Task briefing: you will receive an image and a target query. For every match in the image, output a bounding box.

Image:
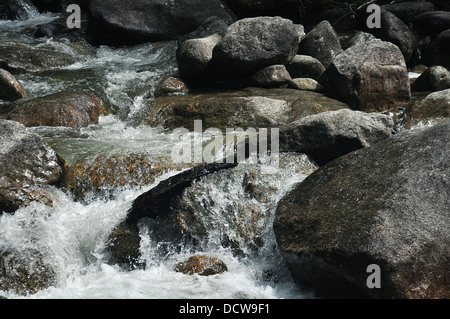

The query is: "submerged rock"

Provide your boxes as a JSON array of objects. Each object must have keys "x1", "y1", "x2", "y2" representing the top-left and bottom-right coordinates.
[
  {"x1": 172, "y1": 153, "x2": 318, "y2": 253},
  {"x1": 320, "y1": 39, "x2": 411, "y2": 112},
  {"x1": 0, "y1": 42, "x2": 81, "y2": 74},
  {"x1": 175, "y1": 255, "x2": 227, "y2": 276},
  {"x1": 0, "y1": 120, "x2": 66, "y2": 213},
  {"x1": 0, "y1": 68, "x2": 26, "y2": 102},
  {"x1": 0, "y1": 91, "x2": 108, "y2": 129},
  {"x1": 106, "y1": 221, "x2": 143, "y2": 270},
  {"x1": 0, "y1": 248, "x2": 56, "y2": 295},
  {"x1": 274, "y1": 119, "x2": 450, "y2": 298}
]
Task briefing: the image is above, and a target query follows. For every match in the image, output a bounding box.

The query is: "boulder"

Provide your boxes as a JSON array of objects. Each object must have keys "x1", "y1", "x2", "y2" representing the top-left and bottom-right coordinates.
[
  {"x1": 411, "y1": 65, "x2": 450, "y2": 92},
  {"x1": 154, "y1": 77, "x2": 189, "y2": 98},
  {"x1": 382, "y1": 1, "x2": 435, "y2": 25},
  {"x1": 176, "y1": 34, "x2": 222, "y2": 82},
  {"x1": 274, "y1": 119, "x2": 450, "y2": 298},
  {"x1": 0, "y1": 120, "x2": 66, "y2": 213},
  {"x1": 177, "y1": 16, "x2": 229, "y2": 45},
  {"x1": 422, "y1": 30, "x2": 450, "y2": 68},
  {"x1": 87, "y1": 0, "x2": 236, "y2": 46},
  {"x1": 212, "y1": 16, "x2": 299, "y2": 77},
  {"x1": 250, "y1": 64, "x2": 292, "y2": 88},
  {"x1": 404, "y1": 89, "x2": 450, "y2": 128},
  {"x1": 175, "y1": 255, "x2": 227, "y2": 276},
  {"x1": 0, "y1": 69, "x2": 26, "y2": 102},
  {"x1": 279, "y1": 109, "x2": 394, "y2": 165},
  {"x1": 437, "y1": 76, "x2": 450, "y2": 91},
  {"x1": 356, "y1": 9, "x2": 418, "y2": 63},
  {"x1": 62, "y1": 153, "x2": 195, "y2": 200},
  {"x1": 288, "y1": 78, "x2": 324, "y2": 92},
  {"x1": 147, "y1": 87, "x2": 349, "y2": 131},
  {"x1": 0, "y1": 91, "x2": 108, "y2": 129},
  {"x1": 413, "y1": 11, "x2": 450, "y2": 37},
  {"x1": 106, "y1": 221, "x2": 143, "y2": 270},
  {"x1": 286, "y1": 55, "x2": 325, "y2": 81},
  {"x1": 0, "y1": 42, "x2": 84, "y2": 74},
  {"x1": 0, "y1": 248, "x2": 56, "y2": 295},
  {"x1": 297, "y1": 20, "x2": 341, "y2": 69},
  {"x1": 319, "y1": 39, "x2": 411, "y2": 112}
]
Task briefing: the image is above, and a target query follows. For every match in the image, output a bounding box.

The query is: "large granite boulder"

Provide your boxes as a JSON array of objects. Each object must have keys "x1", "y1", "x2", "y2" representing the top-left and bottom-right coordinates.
[
  {"x1": 274, "y1": 120, "x2": 450, "y2": 298},
  {"x1": 212, "y1": 16, "x2": 299, "y2": 78},
  {"x1": 319, "y1": 39, "x2": 411, "y2": 112}
]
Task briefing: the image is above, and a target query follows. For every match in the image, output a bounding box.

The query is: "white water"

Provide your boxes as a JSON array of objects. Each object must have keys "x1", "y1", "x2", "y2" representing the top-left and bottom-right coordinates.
[
  {"x1": 0, "y1": 13, "x2": 315, "y2": 299},
  {"x1": 0, "y1": 158, "x2": 315, "y2": 299}
]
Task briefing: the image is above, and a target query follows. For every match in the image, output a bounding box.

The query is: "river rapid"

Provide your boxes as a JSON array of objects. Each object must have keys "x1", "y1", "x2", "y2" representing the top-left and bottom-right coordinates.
[{"x1": 0, "y1": 10, "x2": 314, "y2": 299}]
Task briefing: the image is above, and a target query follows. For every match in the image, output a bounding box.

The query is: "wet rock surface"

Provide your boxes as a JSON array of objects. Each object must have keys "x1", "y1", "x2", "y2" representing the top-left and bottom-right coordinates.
[
  {"x1": 0, "y1": 120, "x2": 66, "y2": 213},
  {"x1": 0, "y1": 68, "x2": 26, "y2": 102},
  {"x1": 175, "y1": 255, "x2": 228, "y2": 276},
  {"x1": 148, "y1": 87, "x2": 349, "y2": 131},
  {"x1": 0, "y1": 91, "x2": 108, "y2": 128},
  {"x1": 274, "y1": 120, "x2": 450, "y2": 298}
]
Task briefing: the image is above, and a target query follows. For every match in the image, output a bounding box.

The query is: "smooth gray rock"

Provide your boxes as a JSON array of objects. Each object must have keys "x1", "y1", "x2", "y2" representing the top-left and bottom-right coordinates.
[
  {"x1": 250, "y1": 64, "x2": 292, "y2": 88},
  {"x1": 212, "y1": 16, "x2": 299, "y2": 77},
  {"x1": 297, "y1": 20, "x2": 341, "y2": 69},
  {"x1": 288, "y1": 78, "x2": 324, "y2": 92},
  {"x1": 0, "y1": 68, "x2": 26, "y2": 102},
  {"x1": 176, "y1": 34, "x2": 222, "y2": 81},
  {"x1": 279, "y1": 109, "x2": 394, "y2": 165},
  {"x1": 411, "y1": 65, "x2": 450, "y2": 92},
  {"x1": 286, "y1": 55, "x2": 325, "y2": 80}
]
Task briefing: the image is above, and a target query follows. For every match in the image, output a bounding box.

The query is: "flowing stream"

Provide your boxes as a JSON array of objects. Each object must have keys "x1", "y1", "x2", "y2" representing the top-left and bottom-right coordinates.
[{"x1": 0, "y1": 10, "x2": 315, "y2": 299}]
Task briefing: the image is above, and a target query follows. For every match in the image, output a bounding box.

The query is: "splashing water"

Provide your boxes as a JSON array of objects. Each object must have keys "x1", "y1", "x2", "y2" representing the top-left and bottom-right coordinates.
[{"x1": 0, "y1": 10, "x2": 316, "y2": 299}]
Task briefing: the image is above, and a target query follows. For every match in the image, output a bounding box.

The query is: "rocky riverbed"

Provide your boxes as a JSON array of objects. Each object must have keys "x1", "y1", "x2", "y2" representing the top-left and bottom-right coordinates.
[{"x1": 0, "y1": 0, "x2": 449, "y2": 299}]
